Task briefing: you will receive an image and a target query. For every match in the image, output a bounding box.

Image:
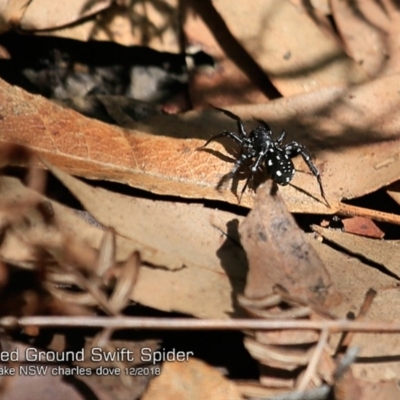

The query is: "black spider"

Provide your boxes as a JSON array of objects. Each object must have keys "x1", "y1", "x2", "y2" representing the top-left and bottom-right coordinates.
[{"x1": 201, "y1": 106, "x2": 327, "y2": 203}]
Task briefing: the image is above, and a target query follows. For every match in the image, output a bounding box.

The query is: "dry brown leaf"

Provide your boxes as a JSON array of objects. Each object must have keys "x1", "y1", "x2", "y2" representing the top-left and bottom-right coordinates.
[
  {"x1": 108, "y1": 251, "x2": 140, "y2": 313},
  {"x1": 342, "y1": 217, "x2": 384, "y2": 239},
  {"x1": 2, "y1": 76, "x2": 400, "y2": 215},
  {"x1": 182, "y1": 0, "x2": 271, "y2": 108},
  {"x1": 335, "y1": 370, "x2": 400, "y2": 400},
  {"x1": 331, "y1": 0, "x2": 400, "y2": 77},
  {"x1": 0, "y1": 177, "x2": 136, "y2": 265},
  {"x1": 0, "y1": 172, "x2": 246, "y2": 318},
  {"x1": 1, "y1": 1, "x2": 180, "y2": 52},
  {"x1": 46, "y1": 161, "x2": 246, "y2": 272},
  {"x1": 2, "y1": 373, "x2": 95, "y2": 400},
  {"x1": 312, "y1": 225, "x2": 400, "y2": 278},
  {"x1": 19, "y1": 0, "x2": 111, "y2": 31},
  {"x1": 239, "y1": 181, "x2": 340, "y2": 305},
  {"x1": 212, "y1": 0, "x2": 367, "y2": 96},
  {"x1": 308, "y1": 233, "x2": 400, "y2": 382},
  {"x1": 45, "y1": 163, "x2": 247, "y2": 318},
  {"x1": 141, "y1": 358, "x2": 243, "y2": 400},
  {"x1": 238, "y1": 183, "x2": 340, "y2": 392}
]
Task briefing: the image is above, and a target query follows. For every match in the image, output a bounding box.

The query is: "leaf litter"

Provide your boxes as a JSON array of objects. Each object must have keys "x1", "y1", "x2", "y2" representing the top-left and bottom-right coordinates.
[
  {"x1": 1, "y1": 1, "x2": 400, "y2": 399},
  {"x1": 211, "y1": 0, "x2": 367, "y2": 95},
  {"x1": 2, "y1": 75, "x2": 400, "y2": 218},
  {"x1": 45, "y1": 161, "x2": 248, "y2": 318}
]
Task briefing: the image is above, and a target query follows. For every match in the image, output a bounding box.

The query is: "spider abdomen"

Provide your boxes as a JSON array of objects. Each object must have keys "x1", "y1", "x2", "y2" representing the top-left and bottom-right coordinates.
[{"x1": 266, "y1": 149, "x2": 295, "y2": 186}]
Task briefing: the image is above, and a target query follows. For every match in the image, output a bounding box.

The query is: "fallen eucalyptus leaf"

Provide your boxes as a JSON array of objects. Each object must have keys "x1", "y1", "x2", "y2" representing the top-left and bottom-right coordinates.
[
  {"x1": 239, "y1": 181, "x2": 340, "y2": 306},
  {"x1": 2, "y1": 76, "x2": 400, "y2": 215},
  {"x1": 312, "y1": 225, "x2": 400, "y2": 278},
  {"x1": 45, "y1": 162, "x2": 248, "y2": 318}
]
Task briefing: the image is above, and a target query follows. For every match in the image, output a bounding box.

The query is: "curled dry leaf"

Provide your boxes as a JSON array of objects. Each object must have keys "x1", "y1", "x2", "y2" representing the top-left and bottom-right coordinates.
[
  {"x1": 96, "y1": 228, "x2": 116, "y2": 277},
  {"x1": 238, "y1": 183, "x2": 340, "y2": 391},
  {"x1": 108, "y1": 251, "x2": 140, "y2": 314},
  {"x1": 0, "y1": 177, "x2": 137, "y2": 269},
  {"x1": 239, "y1": 181, "x2": 340, "y2": 306},
  {"x1": 212, "y1": 0, "x2": 367, "y2": 96},
  {"x1": 0, "y1": 176, "x2": 131, "y2": 316}
]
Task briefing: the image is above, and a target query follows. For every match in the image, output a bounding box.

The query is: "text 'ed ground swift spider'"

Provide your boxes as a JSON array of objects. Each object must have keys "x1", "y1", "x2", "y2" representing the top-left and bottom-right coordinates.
[{"x1": 201, "y1": 106, "x2": 328, "y2": 204}]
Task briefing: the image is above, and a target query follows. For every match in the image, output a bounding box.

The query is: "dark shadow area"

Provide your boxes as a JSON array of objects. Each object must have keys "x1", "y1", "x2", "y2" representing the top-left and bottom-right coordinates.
[
  {"x1": 0, "y1": 31, "x2": 211, "y2": 104},
  {"x1": 11, "y1": 304, "x2": 260, "y2": 382},
  {"x1": 181, "y1": 0, "x2": 281, "y2": 100},
  {"x1": 63, "y1": 375, "x2": 101, "y2": 400},
  {"x1": 342, "y1": 187, "x2": 400, "y2": 239},
  {"x1": 356, "y1": 354, "x2": 400, "y2": 363},
  {"x1": 214, "y1": 219, "x2": 248, "y2": 318},
  {"x1": 2, "y1": 166, "x2": 250, "y2": 217},
  {"x1": 82, "y1": 0, "x2": 179, "y2": 48},
  {"x1": 295, "y1": 185, "x2": 400, "y2": 240},
  {"x1": 117, "y1": 305, "x2": 259, "y2": 380},
  {"x1": 0, "y1": 31, "x2": 398, "y2": 162}
]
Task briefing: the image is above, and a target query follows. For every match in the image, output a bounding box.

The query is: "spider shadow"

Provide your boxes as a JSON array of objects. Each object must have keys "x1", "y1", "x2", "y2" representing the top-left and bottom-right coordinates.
[
  {"x1": 213, "y1": 219, "x2": 248, "y2": 318},
  {"x1": 289, "y1": 179, "x2": 327, "y2": 206},
  {"x1": 222, "y1": 168, "x2": 270, "y2": 203},
  {"x1": 196, "y1": 146, "x2": 236, "y2": 164},
  {"x1": 198, "y1": 144, "x2": 261, "y2": 200}
]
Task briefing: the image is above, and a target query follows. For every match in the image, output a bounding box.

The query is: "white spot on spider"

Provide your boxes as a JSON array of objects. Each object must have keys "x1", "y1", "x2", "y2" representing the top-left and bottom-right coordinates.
[
  {"x1": 276, "y1": 170, "x2": 282, "y2": 177},
  {"x1": 276, "y1": 155, "x2": 280, "y2": 160},
  {"x1": 285, "y1": 177, "x2": 290, "y2": 182},
  {"x1": 268, "y1": 159, "x2": 273, "y2": 166}
]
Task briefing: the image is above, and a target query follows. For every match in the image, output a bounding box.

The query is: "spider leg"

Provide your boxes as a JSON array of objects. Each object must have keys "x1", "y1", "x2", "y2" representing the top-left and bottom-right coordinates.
[
  {"x1": 202, "y1": 130, "x2": 244, "y2": 148},
  {"x1": 239, "y1": 150, "x2": 267, "y2": 201},
  {"x1": 275, "y1": 130, "x2": 287, "y2": 146},
  {"x1": 284, "y1": 142, "x2": 328, "y2": 204},
  {"x1": 217, "y1": 153, "x2": 251, "y2": 194},
  {"x1": 211, "y1": 105, "x2": 247, "y2": 138}
]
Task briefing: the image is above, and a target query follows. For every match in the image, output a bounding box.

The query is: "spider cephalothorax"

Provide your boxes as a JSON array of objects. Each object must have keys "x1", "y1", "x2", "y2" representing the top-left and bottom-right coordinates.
[{"x1": 202, "y1": 106, "x2": 327, "y2": 203}]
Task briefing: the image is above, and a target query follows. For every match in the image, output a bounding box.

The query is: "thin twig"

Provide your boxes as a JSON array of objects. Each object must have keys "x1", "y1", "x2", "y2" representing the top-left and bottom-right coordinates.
[
  {"x1": 338, "y1": 203, "x2": 400, "y2": 224},
  {"x1": 295, "y1": 329, "x2": 329, "y2": 392},
  {"x1": 2, "y1": 316, "x2": 400, "y2": 332},
  {"x1": 335, "y1": 288, "x2": 377, "y2": 355}
]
